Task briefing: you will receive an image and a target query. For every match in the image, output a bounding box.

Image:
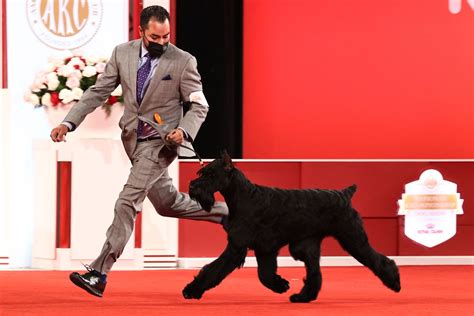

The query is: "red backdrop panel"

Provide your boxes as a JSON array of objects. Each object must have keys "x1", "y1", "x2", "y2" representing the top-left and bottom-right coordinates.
[
  {"x1": 300, "y1": 162, "x2": 474, "y2": 223},
  {"x1": 243, "y1": 0, "x2": 474, "y2": 158},
  {"x1": 301, "y1": 162, "x2": 409, "y2": 218}
]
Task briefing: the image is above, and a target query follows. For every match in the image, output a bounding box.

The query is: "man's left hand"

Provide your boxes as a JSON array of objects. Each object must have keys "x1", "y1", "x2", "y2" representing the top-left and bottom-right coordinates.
[{"x1": 166, "y1": 129, "x2": 184, "y2": 145}]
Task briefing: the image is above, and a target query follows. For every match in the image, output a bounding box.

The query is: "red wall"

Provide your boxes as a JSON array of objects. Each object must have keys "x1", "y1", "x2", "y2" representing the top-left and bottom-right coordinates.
[
  {"x1": 178, "y1": 161, "x2": 473, "y2": 258},
  {"x1": 177, "y1": 1, "x2": 473, "y2": 259},
  {"x1": 243, "y1": 0, "x2": 474, "y2": 158}
]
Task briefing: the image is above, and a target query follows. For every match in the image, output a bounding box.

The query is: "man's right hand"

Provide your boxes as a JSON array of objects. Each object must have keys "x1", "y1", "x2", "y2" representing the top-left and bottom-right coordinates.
[{"x1": 50, "y1": 124, "x2": 69, "y2": 142}]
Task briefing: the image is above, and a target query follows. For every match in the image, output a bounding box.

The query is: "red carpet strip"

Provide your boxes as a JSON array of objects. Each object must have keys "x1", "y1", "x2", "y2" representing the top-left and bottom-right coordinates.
[{"x1": 0, "y1": 266, "x2": 473, "y2": 315}]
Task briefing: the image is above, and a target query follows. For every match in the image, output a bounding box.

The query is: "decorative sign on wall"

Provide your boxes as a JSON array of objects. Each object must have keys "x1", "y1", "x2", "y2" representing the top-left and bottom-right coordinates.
[
  {"x1": 26, "y1": 0, "x2": 103, "y2": 50},
  {"x1": 398, "y1": 169, "x2": 464, "y2": 248}
]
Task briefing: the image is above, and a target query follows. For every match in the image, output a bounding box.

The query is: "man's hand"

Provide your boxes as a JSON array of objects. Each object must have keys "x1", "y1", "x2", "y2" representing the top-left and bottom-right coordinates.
[
  {"x1": 50, "y1": 124, "x2": 69, "y2": 142},
  {"x1": 166, "y1": 129, "x2": 184, "y2": 145}
]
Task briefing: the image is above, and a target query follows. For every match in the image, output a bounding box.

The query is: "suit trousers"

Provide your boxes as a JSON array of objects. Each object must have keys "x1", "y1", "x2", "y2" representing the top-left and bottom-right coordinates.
[{"x1": 90, "y1": 139, "x2": 228, "y2": 274}]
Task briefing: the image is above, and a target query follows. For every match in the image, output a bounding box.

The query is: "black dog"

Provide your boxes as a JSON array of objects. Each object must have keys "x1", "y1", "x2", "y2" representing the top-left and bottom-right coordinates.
[{"x1": 183, "y1": 152, "x2": 401, "y2": 303}]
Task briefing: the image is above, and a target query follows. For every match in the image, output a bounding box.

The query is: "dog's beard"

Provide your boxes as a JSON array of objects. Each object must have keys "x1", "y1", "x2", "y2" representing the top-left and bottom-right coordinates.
[{"x1": 190, "y1": 188, "x2": 215, "y2": 212}]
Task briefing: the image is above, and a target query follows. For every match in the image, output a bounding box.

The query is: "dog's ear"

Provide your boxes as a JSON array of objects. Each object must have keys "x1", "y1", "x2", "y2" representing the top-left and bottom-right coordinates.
[{"x1": 221, "y1": 150, "x2": 233, "y2": 170}]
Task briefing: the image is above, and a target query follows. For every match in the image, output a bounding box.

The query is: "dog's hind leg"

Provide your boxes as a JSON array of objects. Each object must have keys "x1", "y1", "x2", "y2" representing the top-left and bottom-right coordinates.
[
  {"x1": 182, "y1": 243, "x2": 247, "y2": 299},
  {"x1": 255, "y1": 250, "x2": 290, "y2": 294},
  {"x1": 334, "y1": 209, "x2": 401, "y2": 293},
  {"x1": 288, "y1": 237, "x2": 323, "y2": 303}
]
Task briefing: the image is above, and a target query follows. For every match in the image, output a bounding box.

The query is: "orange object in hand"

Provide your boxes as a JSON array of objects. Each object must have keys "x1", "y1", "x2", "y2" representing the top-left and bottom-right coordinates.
[{"x1": 154, "y1": 113, "x2": 163, "y2": 124}]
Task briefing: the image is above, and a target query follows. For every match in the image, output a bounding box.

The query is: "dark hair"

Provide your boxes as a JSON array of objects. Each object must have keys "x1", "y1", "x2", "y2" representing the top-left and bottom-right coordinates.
[{"x1": 140, "y1": 5, "x2": 170, "y2": 29}]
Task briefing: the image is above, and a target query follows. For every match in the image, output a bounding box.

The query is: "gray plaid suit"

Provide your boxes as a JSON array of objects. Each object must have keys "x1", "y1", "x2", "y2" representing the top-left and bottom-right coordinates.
[{"x1": 63, "y1": 40, "x2": 228, "y2": 274}]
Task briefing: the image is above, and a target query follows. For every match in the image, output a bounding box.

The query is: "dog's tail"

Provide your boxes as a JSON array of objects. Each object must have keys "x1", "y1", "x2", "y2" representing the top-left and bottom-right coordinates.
[{"x1": 342, "y1": 184, "x2": 357, "y2": 198}]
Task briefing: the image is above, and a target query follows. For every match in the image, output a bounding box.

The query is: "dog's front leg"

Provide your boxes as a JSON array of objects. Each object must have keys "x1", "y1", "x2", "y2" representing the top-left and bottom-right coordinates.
[
  {"x1": 182, "y1": 243, "x2": 247, "y2": 299},
  {"x1": 255, "y1": 250, "x2": 290, "y2": 294}
]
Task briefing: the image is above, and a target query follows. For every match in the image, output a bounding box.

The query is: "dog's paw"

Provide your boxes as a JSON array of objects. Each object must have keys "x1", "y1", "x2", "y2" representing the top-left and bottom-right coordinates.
[
  {"x1": 182, "y1": 282, "x2": 204, "y2": 300},
  {"x1": 379, "y1": 258, "x2": 401, "y2": 293},
  {"x1": 289, "y1": 293, "x2": 313, "y2": 303},
  {"x1": 271, "y1": 276, "x2": 290, "y2": 294}
]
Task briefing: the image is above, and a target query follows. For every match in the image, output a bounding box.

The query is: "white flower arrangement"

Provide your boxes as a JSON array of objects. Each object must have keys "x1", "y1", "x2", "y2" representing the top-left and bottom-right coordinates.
[{"x1": 25, "y1": 52, "x2": 123, "y2": 116}]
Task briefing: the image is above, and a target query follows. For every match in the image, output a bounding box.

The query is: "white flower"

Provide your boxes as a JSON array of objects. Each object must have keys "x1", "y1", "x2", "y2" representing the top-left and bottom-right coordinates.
[
  {"x1": 46, "y1": 72, "x2": 60, "y2": 90},
  {"x1": 95, "y1": 62, "x2": 106, "y2": 73},
  {"x1": 41, "y1": 93, "x2": 52, "y2": 106},
  {"x1": 70, "y1": 69, "x2": 82, "y2": 79},
  {"x1": 66, "y1": 76, "x2": 81, "y2": 89},
  {"x1": 31, "y1": 82, "x2": 46, "y2": 92},
  {"x1": 68, "y1": 57, "x2": 85, "y2": 70},
  {"x1": 99, "y1": 55, "x2": 109, "y2": 63},
  {"x1": 57, "y1": 64, "x2": 75, "y2": 77},
  {"x1": 31, "y1": 86, "x2": 43, "y2": 93},
  {"x1": 86, "y1": 56, "x2": 99, "y2": 65},
  {"x1": 31, "y1": 72, "x2": 47, "y2": 91},
  {"x1": 111, "y1": 85, "x2": 122, "y2": 96},
  {"x1": 51, "y1": 58, "x2": 65, "y2": 68},
  {"x1": 46, "y1": 72, "x2": 58, "y2": 82},
  {"x1": 29, "y1": 93, "x2": 39, "y2": 105},
  {"x1": 47, "y1": 79, "x2": 60, "y2": 90},
  {"x1": 82, "y1": 65, "x2": 97, "y2": 77},
  {"x1": 45, "y1": 62, "x2": 56, "y2": 72},
  {"x1": 59, "y1": 88, "x2": 75, "y2": 104},
  {"x1": 71, "y1": 87, "x2": 83, "y2": 100}
]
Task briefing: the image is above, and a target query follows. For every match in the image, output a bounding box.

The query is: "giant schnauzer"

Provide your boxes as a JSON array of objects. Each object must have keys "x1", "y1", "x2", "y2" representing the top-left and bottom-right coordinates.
[{"x1": 183, "y1": 151, "x2": 401, "y2": 303}]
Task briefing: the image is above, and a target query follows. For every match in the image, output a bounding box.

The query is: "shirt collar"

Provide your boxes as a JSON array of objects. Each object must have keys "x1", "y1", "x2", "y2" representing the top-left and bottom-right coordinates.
[{"x1": 140, "y1": 40, "x2": 149, "y2": 58}]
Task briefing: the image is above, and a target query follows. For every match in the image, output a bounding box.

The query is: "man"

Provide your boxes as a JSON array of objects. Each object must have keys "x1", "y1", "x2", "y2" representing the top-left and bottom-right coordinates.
[{"x1": 50, "y1": 5, "x2": 228, "y2": 298}]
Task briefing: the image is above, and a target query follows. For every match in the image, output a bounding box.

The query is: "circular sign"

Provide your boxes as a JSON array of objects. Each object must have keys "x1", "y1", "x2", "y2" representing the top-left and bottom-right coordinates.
[{"x1": 26, "y1": 0, "x2": 103, "y2": 50}]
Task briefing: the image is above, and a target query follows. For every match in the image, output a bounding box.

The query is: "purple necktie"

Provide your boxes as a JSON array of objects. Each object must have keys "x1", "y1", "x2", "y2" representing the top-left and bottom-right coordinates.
[
  {"x1": 136, "y1": 53, "x2": 152, "y2": 105},
  {"x1": 136, "y1": 53, "x2": 152, "y2": 137}
]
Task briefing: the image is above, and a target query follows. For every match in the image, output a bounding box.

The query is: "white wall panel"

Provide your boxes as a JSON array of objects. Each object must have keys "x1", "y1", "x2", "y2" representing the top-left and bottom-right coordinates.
[
  {"x1": 0, "y1": 89, "x2": 10, "y2": 267},
  {"x1": 70, "y1": 140, "x2": 133, "y2": 260},
  {"x1": 6, "y1": 0, "x2": 129, "y2": 267},
  {"x1": 32, "y1": 141, "x2": 57, "y2": 260}
]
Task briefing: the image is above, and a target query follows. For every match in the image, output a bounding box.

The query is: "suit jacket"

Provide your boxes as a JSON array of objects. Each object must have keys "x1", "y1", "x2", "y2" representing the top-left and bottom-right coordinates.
[{"x1": 63, "y1": 40, "x2": 208, "y2": 159}]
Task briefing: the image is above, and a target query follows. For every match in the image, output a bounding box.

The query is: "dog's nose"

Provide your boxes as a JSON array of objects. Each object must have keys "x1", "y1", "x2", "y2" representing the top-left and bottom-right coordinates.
[{"x1": 189, "y1": 183, "x2": 195, "y2": 191}]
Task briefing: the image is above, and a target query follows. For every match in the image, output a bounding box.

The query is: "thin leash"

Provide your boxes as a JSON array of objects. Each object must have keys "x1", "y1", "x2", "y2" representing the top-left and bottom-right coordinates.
[
  {"x1": 148, "y1": 113, "x2": 204, "y2": 165},
  {"x1": 178, "y1": 143, "x2": 204, "y2": 166}
]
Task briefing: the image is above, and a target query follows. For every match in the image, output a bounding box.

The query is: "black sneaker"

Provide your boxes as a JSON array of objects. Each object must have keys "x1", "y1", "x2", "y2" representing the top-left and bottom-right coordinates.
[{"x1": 69, "y1": 264, "x2": 107, "y2": 297}]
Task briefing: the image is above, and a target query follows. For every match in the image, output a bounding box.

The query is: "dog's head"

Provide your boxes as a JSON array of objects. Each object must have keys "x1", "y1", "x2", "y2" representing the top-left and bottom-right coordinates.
[{"x1": 189, "y1": 150, "x2": 234, "y2": 211}]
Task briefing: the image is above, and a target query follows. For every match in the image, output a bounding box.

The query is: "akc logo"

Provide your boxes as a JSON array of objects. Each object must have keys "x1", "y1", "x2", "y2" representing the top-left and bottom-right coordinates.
[{"x1": 26, "y1": 0, "x2": 102, "y2": 50}]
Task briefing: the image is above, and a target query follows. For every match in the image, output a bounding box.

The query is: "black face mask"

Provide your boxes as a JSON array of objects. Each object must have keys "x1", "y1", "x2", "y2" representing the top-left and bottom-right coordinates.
[{"x1": 146, "y1": 40, "x2": 169, "y2": 59}]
